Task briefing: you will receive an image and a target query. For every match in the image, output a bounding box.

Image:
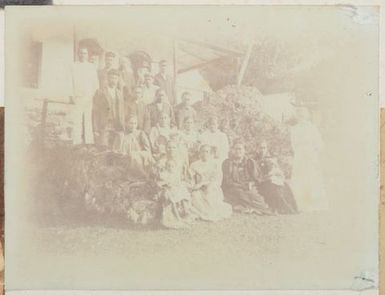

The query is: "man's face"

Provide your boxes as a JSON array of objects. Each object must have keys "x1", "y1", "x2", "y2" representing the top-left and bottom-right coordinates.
[
  {"x1": 89, "y1": 55, "x2": 99, "y2": 64},
  {"x1": 167, "y1": 142, "x2": 178, "y2": 157},
  {"x1": 134, "y1": 87, "x2": 143, "y2": 99},
  {"x1": 233, "y1": 144, "x2": 245, "y2": 159},
  {"x1": 145, "y1": 75, "x2": 153, "y2": 86},
  {"x1": 201, "y1": 146, "x2": 211, "y2": 161},
  {"x1": 120, "y1": 57, "x2": 130, "y2": 69},
  {"x1": 127, "y1": 118, "x2": 138, "y2": 132},
  {"x1": 78, "y1": 48, "x2": 88, "y2": 62},
  {"x1": 183, "y1": 93, "x2": 192, "y2": 106},
  {"x1": 108, "y1": 74, "x2": 119, "y2": 87},
  {"x1": 159, "y1": 63, "x2": 167, "y2": 73},
  {"x1": 156, "y1": 91, "x2": 167, "y2": 103},
  {"x1": 105, "y1": 56, "x2": 114, "y2": 68}
]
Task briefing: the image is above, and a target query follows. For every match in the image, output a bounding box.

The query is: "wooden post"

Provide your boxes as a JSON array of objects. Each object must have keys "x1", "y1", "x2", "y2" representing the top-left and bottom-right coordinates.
[
  {"x1": 40, "y1": 99, "x2": 49, "y2": 149},
  {"x1": 173, "y1": 39, "x2": 178, "y2": 105},
  {"x1": 73, "y1": 25, "x2": 78, "y2": 62},
  {"x1": 237, "y1": 42, "x2": 254, "y2": 87}
]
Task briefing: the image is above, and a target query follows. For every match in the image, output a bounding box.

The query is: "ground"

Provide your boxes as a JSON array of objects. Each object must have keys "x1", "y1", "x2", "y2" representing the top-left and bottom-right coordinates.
[{"x1": 8, "y1": 208, "x2": 373, "y2": 290}]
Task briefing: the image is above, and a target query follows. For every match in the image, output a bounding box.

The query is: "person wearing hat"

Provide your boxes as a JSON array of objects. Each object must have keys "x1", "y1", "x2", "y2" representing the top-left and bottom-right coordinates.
[
  {"x1": 70, "y1": 46, "x2": 99, "y2": 145},
  {"x1": 154, "y1": 60, "x2": 175, "y2": 105},
  {"x1": 98, "y1": 51, "x2": 117, "y2": 89},
  {"x1": 93, "y1": 68, "x2": 125, "y2": 148}
]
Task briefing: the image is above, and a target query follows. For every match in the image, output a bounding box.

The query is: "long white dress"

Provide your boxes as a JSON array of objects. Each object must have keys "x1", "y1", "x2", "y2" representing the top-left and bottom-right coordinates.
[
  {"x1": 190, "y1": 159, "x2": 232, "y2": 221},
  {"x1": 199, "y1": 130, "x2": 229, "y2": 164},
  {"x1": 290, "y1": 121, "x2": 328, "y2": 211}
]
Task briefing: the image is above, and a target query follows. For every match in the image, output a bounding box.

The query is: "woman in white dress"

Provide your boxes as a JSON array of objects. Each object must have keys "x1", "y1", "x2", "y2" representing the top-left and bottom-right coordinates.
[
  {"x1": 199, "y1": 116, "x2": 229, "y2": 165},
  {"x1": 149, "y1": 112, "x2": 178, "y2": 159},
  {"x1": 179, "y1": 116, "x2": 201, "y2": 164},
  {"x1": 289, "y1": 107, "x2": 327, "y2": 212},
  {"x1": 156, "y1": 140, "x2": 194, "y2": 229},
  {"x1": 190, "y1": 144, "x2": 232, "y2": 222}
]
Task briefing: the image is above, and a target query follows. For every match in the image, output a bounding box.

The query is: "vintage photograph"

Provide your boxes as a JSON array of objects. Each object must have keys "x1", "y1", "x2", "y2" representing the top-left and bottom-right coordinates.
[{"x1": 5, "y1": 5, "x2": 379, "y2": 290}]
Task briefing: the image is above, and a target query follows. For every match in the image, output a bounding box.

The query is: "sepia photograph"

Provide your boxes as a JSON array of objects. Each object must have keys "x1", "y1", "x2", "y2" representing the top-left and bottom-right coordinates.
[{"x1": 4, "y1": 5, "x2": 379, "y2": 291}]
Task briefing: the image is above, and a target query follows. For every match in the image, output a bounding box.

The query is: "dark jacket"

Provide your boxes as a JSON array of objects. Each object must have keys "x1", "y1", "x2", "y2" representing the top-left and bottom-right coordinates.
[
  {"x1": 93, "y1": 86, "x2": 125, "y2": 133},
  {"x1": 222, "y1": 157, "x2": 259, "y2": 189}
]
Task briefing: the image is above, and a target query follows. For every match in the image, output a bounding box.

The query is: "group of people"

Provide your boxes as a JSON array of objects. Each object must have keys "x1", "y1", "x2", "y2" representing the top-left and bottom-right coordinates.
[{"x1": 70, "y1": 47, "x2": 325, "y2": 229}]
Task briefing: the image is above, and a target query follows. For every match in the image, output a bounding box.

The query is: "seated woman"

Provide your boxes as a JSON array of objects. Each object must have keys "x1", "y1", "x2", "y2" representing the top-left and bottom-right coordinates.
[
  {"x1": 222, "y1": 141, "x2": 271, "y2": 215},
  {"x1": 156, "y1": 139, "x2": 194, "y2": 229},
  {"x1": 113, "y1": 115, "x2": 154, "y2": 177},
  {"x1": 179, "y1": 116, "x2": 201, "y2": 164},
  {"x1": 149, "y1": 112, "x2": 178, "y2": 160},
  {"x1": 190, "y1": 144, "x2": 232, "y2": 222},
  {"x1": 256, "y1": 141, "x2": 298, "y2": 214}
]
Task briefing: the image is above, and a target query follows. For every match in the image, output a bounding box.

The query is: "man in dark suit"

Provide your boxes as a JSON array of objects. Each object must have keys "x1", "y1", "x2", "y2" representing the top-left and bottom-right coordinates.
[
  {"x1": 93, "y1": 69, "x2": 125, "y2": 148},
  {"x1": 144, "y1": 89, "x2": 175, "y2": 133},
  {"x1": 98, "y1": 51, "x2": 116, "y2": 89}
]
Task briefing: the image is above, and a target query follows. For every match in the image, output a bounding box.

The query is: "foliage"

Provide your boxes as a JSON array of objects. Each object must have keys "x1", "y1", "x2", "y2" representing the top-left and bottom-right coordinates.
[
  {"x1": 195, "y1": 85, "x2": 293, "y2": 176},
  {"x1": 32, "y1": 145, "x2": 160, "y2": 226}
]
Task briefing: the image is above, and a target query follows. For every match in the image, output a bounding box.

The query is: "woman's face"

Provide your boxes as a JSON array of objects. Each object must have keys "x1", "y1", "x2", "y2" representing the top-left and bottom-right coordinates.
[
  {"x1": 209, "y1": 119, "x2": 218, "y2": 132},
  {"x1": 78, "y1": 48, "x2": 89, "y2": 62},
  {"x1": 200, "y1": 146, "x2": 212, "y2": 161},
  {"x1": 184, "y1": 118, "x2": 194, "y2": 131},
  {"x1": 167, "y1": 142, "x2": 178, "y2": 158},
  {"x1": 233, "y1": 144, "x2": 245, "y2": 159},
  {"x1": 156, "y1": 90, "x2": 167, "y2": 103},
  {"x1": 127, "y1": 118, "x2": 138, "y2": 132}
]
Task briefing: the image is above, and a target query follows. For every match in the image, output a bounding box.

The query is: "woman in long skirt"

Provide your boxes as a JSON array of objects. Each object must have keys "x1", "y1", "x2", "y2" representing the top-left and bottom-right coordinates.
[
  {"x1": 190, "y1": 145, "x2": 232, "y2": 222},
  {"x1": 289, "y1": 107, "x2": 327, "y2": 212},
  {"x1": 222, "y1": 141, "x2": 271, "y2": 215}
]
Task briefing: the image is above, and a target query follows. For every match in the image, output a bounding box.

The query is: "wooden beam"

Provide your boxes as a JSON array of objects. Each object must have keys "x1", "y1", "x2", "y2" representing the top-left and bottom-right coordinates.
[
  {"x1": 177, "y1": 46, "x2": 208, "y2": 62},
  {"x1": 177, "y1": 56, "x2": 227, "y2": 74},
  {"x1": 237, "y1": 42, "x2": 254, "y2": 87},
  {"x1": 178, "y1": 38, "x2": 244, "y2": 56}
]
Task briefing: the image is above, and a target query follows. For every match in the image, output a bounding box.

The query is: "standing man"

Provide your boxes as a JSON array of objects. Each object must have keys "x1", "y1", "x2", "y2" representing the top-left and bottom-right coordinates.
[
  {"x1": 174, "y1": 91, "x2": 197, "y2": 129},
  {"x1": 70, "y1": 46, "x2": 98, "y2": 145},
  {"x1": 144, "y1": 89, "x2": 175, "y2": 133},
  {"x1": 98, "y1": 51, "x2": 116, "y2": 89},
  {"x1": 141, "y1": 74, "x2": 159, "y2": 105},
  {"x1": 125, "y1": 86, "x2": 147, "y2": 131},
  {"x1": 93, "y1": 69, "x2": 125, "y2": 148},
  {"x1": 118, "y1": 56, "x2": 136, "y2": 99},
  {"x1": 154, "y1": 60, "x2": 175, "y2": 105}
]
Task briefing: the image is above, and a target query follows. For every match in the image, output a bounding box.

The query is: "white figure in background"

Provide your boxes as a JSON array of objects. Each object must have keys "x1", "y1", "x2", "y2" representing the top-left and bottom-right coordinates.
[
  {"x1": 289, "y1": 107, "x2": 327, "y2": 212},
  {"x1": 70, "y1": 46, "x2": 99, "y2": 145}
]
